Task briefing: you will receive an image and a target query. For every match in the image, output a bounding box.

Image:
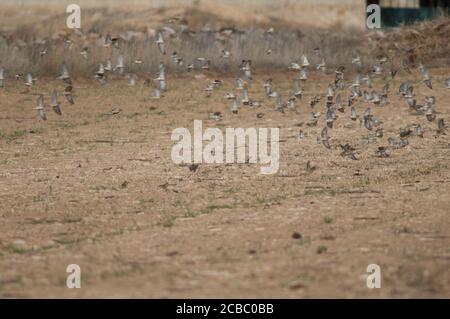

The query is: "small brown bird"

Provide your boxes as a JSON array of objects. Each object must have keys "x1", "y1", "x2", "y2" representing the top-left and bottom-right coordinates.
[
  {"x1": 375, "y1": 127, "x2": 384, "y2": 138},
  {"x1": 64, "y1": 85, "x2": 75, "y2": 104},
  {"x1": 375, "y1": 146, "x2": 390, "y2": 158},
  {"x1": 242, "y1": 84, "x2": 250, "y2": 105},
  {"x1": 231, "y1": 96, "x2": 238, "y2": 114},
  {"x1": 152, "y1": 87, "x2": 162, "y2": 99},
  {"x1": 287, "y1": 96, "x2": 297, "y2": 112},
  {"x1": 437, "y1": 118, "x2": 446, "y2": 135},
  {"x1": 305, "y1": 160, "x2": 316, "y2": 173},
  {"x1": 421, "y1": 67, "x2": 433, "y2": 89},
  {"x1": 326, "y1": 107, "x2": 334, "y2": 128},
  {"x1": 104, "y1": 59, "x2": 112, "y2": 72},
  {"x1": 221, "y1": 49, "x2": 231, "y2": 58},
  {"x1": 292, "y1": 78, "x2": 302, "y2": 98},
  {"x1": 425, "y1": 105, "x2": 435, "y2": 122},
  {"x1": 80, "y1": 47, "x2": 89, "y2": 60},
  {"x1": 57, "y1": 63, "x2": 70, "y2": 80},
  {"x1": 414, "y1": 124, "x2": 424, "y2": 137},
  {"x1": 240, "y1": 60, "x2": 252, "y2": 80},
  {"x1": 340, "y1": 144, "x2": 357, "y2": 160},
  {"x1": 24, "y1": 73, "x2": 34, "y2": 86},
  {"x1": 300, "y1": 54, "x2": 310, "y2": 67},
  {"x1": 188, "y1": 163, "x2": 199, "y2": 172},
  {"x1": 155, "y1": 31, "x2": 166, "y2": 55},
  {"x1": 39, "y1": 48, "x2": 47, "y2": 58},
  {"x1": 209, "y1": 112, "x2": 222, "y2": 121},
  {"x1": 390, "y1": 62, "x2": 398, "y2": 79},
  {"x1": 127, "y1": 74, "x2": 137, "y2": 86},
  {"x1": 336, "y1": 94, "x2": 344, "y2": 113},
  {"x1": 274, "y1": 94, "x2": 285, "y2": 113},
  {"x1": 350, "y1": 107, "x2": 357, "y2": 121},
  {"x1": 363, "y1": 108, "x2": 373, "y2": 130},
  {"x1": 114, "y1": 54, "x2": 125, "y2": 74},
  {"x1": 399, "y1": 127, "x2": 413, "y2": 138}
]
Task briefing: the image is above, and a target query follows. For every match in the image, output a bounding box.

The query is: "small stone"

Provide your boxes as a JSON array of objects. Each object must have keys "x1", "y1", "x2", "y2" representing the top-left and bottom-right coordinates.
[
  {"x1": 166, "y1": 251, "x2": 179, "y2": 257},
  {"x1": 292, "y1": 232, "x2": 302, "y2": 239},
  {"x1": 289, "y1": 282, "x2": 306, "y2": 290}
]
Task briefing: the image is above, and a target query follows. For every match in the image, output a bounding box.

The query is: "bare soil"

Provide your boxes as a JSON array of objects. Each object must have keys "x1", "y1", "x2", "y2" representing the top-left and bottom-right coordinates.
[{"x1": 0, "y1": 70, "x2": 449, "y2": 298}]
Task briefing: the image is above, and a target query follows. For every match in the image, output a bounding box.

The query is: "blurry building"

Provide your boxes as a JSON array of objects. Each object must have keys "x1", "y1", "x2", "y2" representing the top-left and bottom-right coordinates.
[{"x1": 367, "y1": 0, "x2": 449, "y2": 26}]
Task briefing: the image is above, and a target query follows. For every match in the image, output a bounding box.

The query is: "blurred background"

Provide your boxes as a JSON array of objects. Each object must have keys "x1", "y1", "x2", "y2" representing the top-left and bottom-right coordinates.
[
  {"x1": 0, "y1": 0, "x2": 448, "y2": 77},
  {"x1": 1, "y1": 0, "x2": 367, "y2": 29},
  {"x1": 1, "y1": 0, "x2": 449, "y2": 29}
]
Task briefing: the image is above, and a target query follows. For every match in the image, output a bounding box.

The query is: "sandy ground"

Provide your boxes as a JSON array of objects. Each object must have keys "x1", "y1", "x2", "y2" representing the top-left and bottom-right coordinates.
[{"x1": 0, "y1": 69, "x2": 449, "y2": 298}]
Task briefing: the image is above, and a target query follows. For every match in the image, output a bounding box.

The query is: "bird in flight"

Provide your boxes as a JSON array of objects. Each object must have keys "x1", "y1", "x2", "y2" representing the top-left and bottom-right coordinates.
[
  {"x1": 321, "y1": 127, "x2": 331, "y2": 149},
  {"x1": 35, "y1": 94, "x2": 47, "y2": 121},
  {"x1": 155, "y1": 31, "x2": 166, "y2": 55},
  {"x1": 50, "y1": 90, "x2": 62, "y2": 115}
]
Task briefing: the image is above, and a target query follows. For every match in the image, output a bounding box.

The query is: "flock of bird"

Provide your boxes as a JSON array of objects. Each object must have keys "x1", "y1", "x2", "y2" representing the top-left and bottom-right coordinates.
[
  {"x1": 202, "y1": 41, "x2": 448, "y2": 160},
  {"x1": 0, "y1": 18, "x2": 449, "y2": 161}
]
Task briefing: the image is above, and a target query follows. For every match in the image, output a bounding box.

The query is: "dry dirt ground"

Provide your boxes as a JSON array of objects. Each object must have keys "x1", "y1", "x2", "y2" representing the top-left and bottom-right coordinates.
[{"x1": 0, "y1": 69, "x2": 449, "y2": 298}]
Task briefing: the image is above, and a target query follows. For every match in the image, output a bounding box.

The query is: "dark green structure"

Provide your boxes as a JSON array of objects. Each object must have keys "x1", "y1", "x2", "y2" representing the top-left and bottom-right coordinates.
[{"x1": 367, "y1": 0, "x2": 449, "y2": 27}]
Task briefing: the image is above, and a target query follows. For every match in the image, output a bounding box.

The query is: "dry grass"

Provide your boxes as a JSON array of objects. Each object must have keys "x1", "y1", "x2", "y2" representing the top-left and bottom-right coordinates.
[
  {"x1": 0, "y1": 4, "x2": 367, "y2": 77},
  {"x1": 0, "y1": 3, "x2": 449, "y2": 78},
  {"x1": 0, "y1": 27, "x2": 366, "y2": 77},
  {"x1": 372, "y1": 16, "x2": 450, "y2": 68}
]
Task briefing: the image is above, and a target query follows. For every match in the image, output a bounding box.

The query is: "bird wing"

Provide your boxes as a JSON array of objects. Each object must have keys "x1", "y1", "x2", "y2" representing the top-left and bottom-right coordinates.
[
  {"x1": 36, "y1": 94, "x2": 44, "y2": 108},
  {"x1": 321, "y1": 127, "x2": 330, "y2": 149},
  {"x1": 117, "y1": 55, "x2": 124, "y2": 67},
  {"x1": 61, "y1": 63, "x2": 69, "y2": 76},
  {"x1": 421, "y1": 67, "x2": 430, "y2": 79},
  {"x1": 321, "y1": 127, "x2": 328, "y2": 140},
  {"x1": 157, "y1": 32, "x2": 164, "y2": 43},
  {"x1": 53, "y1": 104, "x2": 62, "y2": 115},
  {"x1": 326, "y1": 108, "x2": 333, "y2": 121},
  {"x1": 336, "y1": 94, "x2": 342, "y2": 106},
  {"x1": 51, "y1": 90, "x2": 58, "y2": 105},
  {"x1": 293, "y1": 78, "x2": 299, "y2": 91},
  {"x1": 38, "y1": 108, "x2": 47, "y2": 121},
  {"x1": 159, "y1": 63, "x2": 165, "y2": 77},
  {"x1": 105, "y1": 34, "x2": 111, "y2": 45}
]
